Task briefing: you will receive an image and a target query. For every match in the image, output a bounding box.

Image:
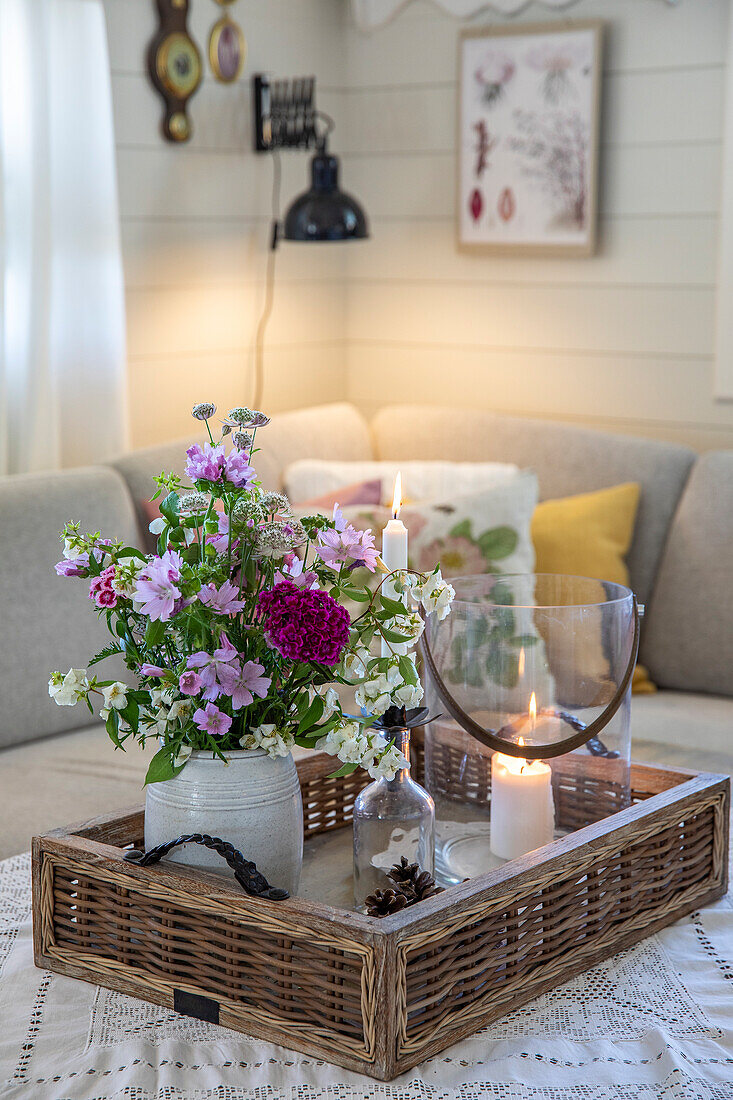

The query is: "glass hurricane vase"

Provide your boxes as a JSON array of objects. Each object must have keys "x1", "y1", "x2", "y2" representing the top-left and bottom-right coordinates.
[{"x1": 353, "y1": 728, "x2": 435, "y2": 912}]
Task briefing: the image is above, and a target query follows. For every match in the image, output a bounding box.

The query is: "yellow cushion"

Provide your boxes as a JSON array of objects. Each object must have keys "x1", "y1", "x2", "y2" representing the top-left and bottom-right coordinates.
[{"x1": 531, "y1": 483, "x2": 655, "y2": 694}]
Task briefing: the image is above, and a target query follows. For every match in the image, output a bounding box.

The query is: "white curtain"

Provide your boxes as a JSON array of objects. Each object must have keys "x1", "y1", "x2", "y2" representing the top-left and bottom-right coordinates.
[
  {"x1": 351, "y1": 0, "x2": 588, "y2": 31},
  {"x1": 0, "y1": 0, "x2": 127, "y2": 474}
]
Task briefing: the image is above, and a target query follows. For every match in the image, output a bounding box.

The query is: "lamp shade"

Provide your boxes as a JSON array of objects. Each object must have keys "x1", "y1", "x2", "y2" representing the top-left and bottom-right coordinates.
[{"x1": 283, "y1": 152, "x2": 368, "y2": 242}]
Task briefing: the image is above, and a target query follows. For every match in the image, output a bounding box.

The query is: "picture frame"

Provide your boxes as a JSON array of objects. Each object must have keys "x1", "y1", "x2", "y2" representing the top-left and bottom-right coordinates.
[
  {"x1": 209, "y1": 15, "x2": 246, "y2": 84},
  {"x1": 457, "y1": 21, "x2": 603, "y2": 257}
]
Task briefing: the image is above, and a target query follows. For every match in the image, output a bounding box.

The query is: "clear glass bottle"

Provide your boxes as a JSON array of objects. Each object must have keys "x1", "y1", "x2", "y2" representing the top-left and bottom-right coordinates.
[{"x1": 353, "y1": 728, "x2": 435, "y2": 911}]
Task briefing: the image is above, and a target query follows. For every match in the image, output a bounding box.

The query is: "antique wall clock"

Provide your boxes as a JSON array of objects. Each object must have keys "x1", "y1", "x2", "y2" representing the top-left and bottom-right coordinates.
[{"x1": 147, "y1": 0, "x2": 203, "y2": 142}]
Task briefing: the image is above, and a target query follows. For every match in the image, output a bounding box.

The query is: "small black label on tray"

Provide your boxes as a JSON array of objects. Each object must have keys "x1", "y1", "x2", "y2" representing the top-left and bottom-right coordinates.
[{"x1": 174, "y1": 989, "x2": 220, "y2": 1024}]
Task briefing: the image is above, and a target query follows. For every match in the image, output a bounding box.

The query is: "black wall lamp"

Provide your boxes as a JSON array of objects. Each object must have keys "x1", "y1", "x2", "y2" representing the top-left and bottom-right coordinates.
[{"x1": 250, "y1": 74, "x2": 369, "y2": 406}]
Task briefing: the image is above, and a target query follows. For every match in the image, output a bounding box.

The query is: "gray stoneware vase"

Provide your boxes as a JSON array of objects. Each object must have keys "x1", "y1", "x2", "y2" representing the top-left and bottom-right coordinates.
[{"x1": 144, "y1": 748, "x2": 303, "y2": 894}]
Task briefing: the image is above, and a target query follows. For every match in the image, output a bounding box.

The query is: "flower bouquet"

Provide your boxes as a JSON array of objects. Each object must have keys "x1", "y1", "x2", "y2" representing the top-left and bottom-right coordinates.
[{"x1": 48, "y1": 403, "x2": 454, "y2": 883}]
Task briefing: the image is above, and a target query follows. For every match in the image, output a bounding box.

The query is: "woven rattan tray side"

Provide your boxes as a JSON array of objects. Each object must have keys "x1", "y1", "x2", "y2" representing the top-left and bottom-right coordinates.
[{"x1": 32, "y1": 754, "x2": 729, "y2": 1081}]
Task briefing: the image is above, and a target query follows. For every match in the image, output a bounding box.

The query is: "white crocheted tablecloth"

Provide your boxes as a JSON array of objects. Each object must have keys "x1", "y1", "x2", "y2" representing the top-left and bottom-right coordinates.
[{"x1": 1, "y1": 850, "x2": 732, "y2": 1100}]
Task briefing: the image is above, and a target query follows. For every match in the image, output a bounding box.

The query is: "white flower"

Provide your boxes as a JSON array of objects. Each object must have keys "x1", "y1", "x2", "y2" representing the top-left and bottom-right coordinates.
[
  {"x1": 167, "y1": 699, "x2": 193, "y2": 724},
  {"x1": 48, "y1": 668, "x2": 89, "y2": 707},
  {"x1": 383, "y1": 610, "x2": 424, "y2": 644},
  {"x1": 62, "y1": 537, "x2": 87, "y2": 561},
  {"x1": 148, "y1": 517, "x2": 166, "y2": 536},
  {"x1": 241, "y1": 723, "x2": 294, "y2": 759},
  {"x1": 342, "y1": 644, "x2": 371, "y2": 680},
  {"x1": 355, "y1": 665, "x2": 402, "y2": 716},
  {"x1": 367, "y1": 744, "x2": 409, "y2": 781},
  {"x1": 315, "y1": 718, "x2": 362, "y2": 757},
  {"x1": 102, "y1": 682, "x2": 128, "y2": 711},
  {"x1": 151, "y1": 686, "x2": 176, "y2": 708},
  {"x1": 392, "y1": 680, "x2": 424, "y2": 708},
  {"x1": 173, "y1": 743, "x2": 193, "y2": 768},
  {"x1": 414, "y1": 569, "x2": 455, "y2": 622}
]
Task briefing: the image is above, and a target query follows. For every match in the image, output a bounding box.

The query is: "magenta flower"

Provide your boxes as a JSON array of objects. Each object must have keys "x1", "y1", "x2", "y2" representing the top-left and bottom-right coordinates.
[
  {"x1": 193, "y1": 703, "x2": 232, "y2": 737},
  {"x1": 89, "y1": 565, "x2": 118, "y2": 609},
  {"x1": 224, "y1": 449, "x2": 255, "y2": 489},
  {"x1": 187, "y1": 634, "x2": 239, "y2": 700},
  {"x1": 228, "y1": 660, "x2": 271, "y2": 709},
  {"x1": 197, "y1": 580, "x2": 246, "y2": 615},
  {"x1": 133, "y1": 550, "x2": 183, "y2": 622},
  {"x1": 179, "y1": 670, "x2": 203, "y2": 696},
  {"x1": 258, "y1": 580, "x2": 350, "y2": 666},
  {"x1": 185, "y1": 442, "x2": 226, "y2": 484}
]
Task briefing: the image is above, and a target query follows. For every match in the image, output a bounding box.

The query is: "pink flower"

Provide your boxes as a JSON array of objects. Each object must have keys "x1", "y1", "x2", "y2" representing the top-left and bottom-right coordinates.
[
  {"x1": 258, "y1": 580, "x2": 350, "y2": 666},
  {"x1": 317, "y1": 512, "x2": 379, "y2": 572},
  {"x1": 140, "y1": 664, "x2": 166, "y2": 677},
  {"x1": 417, "y1": 536, "x2": 485, "y2": 578},
  {"x1": 274, "y1": 554, "x2": 318, "y2": 590},
  {"x1": 56, "y1": 557, "x2": 89, "y2": 578},
  {"x1": 133, "y1": 550, "x2": 183, "y2": 622},
  {"x1": 197, "y1": 580, "x2": 246, "y2": 615},
  {"x1": 185, "y1": 442, "x2": 226, "y2": 484},
  {"x1": 179, "y1": 670, "x2": 203, "y2": 695},
  {"x1": 187, "y1": 634, "x2": 239, "y2": 701},
  {"x1": 224, "y1": 449, "x2": 255, "y2": 489},
  {"x1": 207, "y1": 512, "x2": 235, "y2": 554},
  {"x1": 228, "y1": 660, "x2": 271, "y2": 709},
  {"x1": 193, "y1": 703, "x2": 232, "y2": 737},
  {"x1": 89, "y1": 565, "x2": 118, "y2": 609}
]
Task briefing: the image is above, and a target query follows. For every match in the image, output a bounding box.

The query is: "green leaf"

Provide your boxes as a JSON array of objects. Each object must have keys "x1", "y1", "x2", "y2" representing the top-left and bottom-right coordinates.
[
  {"x1": 477, "y1": 526, "x2": 518, "y2": 561},
  {"x1": 117, "y1": 546, "x2": 147, "y2": 561},
  {"x1": 89, "y1": 642, "x2": 122, "y2": 666},
  {"x1": 144, "y1": 619, "x2": 166, "y2": 647},
  {"x1": 449, "y1": 518, "x2": 474, "y2": 541},
  {"x1": 120, "y1": 699, "x2": 139, "y2": 733},
  {"x1": 144, "y1": 745, "x2": 177, "y2": 786},
  {"x1": 381, "y1": 627, "x2": 412, "y2": 645},
  {"x1": 297, "y1": 695, "x2": 324, "y2": 735},
  {"x1": 379, "y1": 594, "x2": 408, "y2": 617},
  {"x1": 398, "y1": 655, "x2": 418, "y2": 685},
  {"x1": 327, "y1": 761, "x2": 359, "y2": 778},
  {"x1": 160, "y1": 491, "x2": 181, "y2": 526},
  {"x1": 105, "y1": 710, "x2": 124, "y2": 749},
  {"x1": 342, "y1": 585, "x2": 371, "y2": 603}
]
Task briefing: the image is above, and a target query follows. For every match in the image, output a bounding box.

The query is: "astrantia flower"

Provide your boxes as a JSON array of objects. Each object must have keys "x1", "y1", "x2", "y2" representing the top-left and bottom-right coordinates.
[
  {"x1": 227, "y1": 406, "x2": 254, "y2": 425},
  {"x1": 258, "y1": 580, "x2": 350, "y2": 666},
  {"x1": 193, "y1": 703, "x2": 232, "y2": 737},
  {"x1": 178, "y1": 491, "x2": 210, "y2": 515},
  {"x1": 192, "y1": 402, "x2": 216, "y2": 421},
  {"x1": 187, "y1": 634, "x2": 239, "y2": 701},
  {"x1": 232, "y1": 430, "x2": 252, "y2": 451},
  {"x1": 260, "y1": 491, "x2": 291, "y2": 516},
  {"x1": 132, "y1": 550, "x2": 183, "y2": 622},
  {"x1": 197, "y1": 580, "x2": 246, "y2": 615},
  {"x1": 255, "y1": 521, "x2": 306, "y2": 559},
  {"x1": 232, "y1": 498, "x2": 265, "y2": 529}
]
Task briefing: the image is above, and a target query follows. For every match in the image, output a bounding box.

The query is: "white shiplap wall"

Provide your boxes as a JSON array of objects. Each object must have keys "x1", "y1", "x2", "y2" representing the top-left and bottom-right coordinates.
[
  {"x1": 103, "y1": 0, "x2": 349, "y2": 448},
  {"x1": 342, "y1": 0, "x2": 733, "y2": 451}
]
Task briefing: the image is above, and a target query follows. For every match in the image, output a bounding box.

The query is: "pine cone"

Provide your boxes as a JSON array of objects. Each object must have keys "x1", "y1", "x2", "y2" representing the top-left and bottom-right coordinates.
[
  {"x1": 387, "y1": 858, "x2": 444, "y2": 903},
  {"x1": 365, "y1": 888, "x2": 409, "y2": 917}
]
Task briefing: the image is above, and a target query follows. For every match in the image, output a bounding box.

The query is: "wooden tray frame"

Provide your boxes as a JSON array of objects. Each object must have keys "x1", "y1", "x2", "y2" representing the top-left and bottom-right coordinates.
[{"x1": 32, "y1": 753, "x2": 729, "y2": 1081}]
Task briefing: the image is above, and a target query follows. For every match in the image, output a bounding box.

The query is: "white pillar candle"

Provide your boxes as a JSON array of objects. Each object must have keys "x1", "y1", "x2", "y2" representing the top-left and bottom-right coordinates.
[
  {"x1": 490, "y1": 697, "x2": 555, "y2": 861},
  {"x1": 381, "y1": 473, "x2": 408, "y2": 658}
]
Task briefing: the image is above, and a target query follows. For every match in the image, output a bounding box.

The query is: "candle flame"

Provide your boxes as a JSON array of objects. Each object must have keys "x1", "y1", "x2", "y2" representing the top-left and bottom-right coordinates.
[
  {"x1": 518, "y1": 735, "x2": 525, "y2": 748},
  {"x1": 529, "y1": 692, "x2": 537, "y2": 724},
  {"x1": 518, "y1": 647, "x2": 525, "y2": 678},
  {"x1": 392, "y1": 472, "x2": 403, "y2": 519}
]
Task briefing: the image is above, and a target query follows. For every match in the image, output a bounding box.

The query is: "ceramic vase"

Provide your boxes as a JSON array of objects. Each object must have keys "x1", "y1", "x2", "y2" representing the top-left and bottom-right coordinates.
[{"x1": 144, "y1": 748, "x2": 303, "y2": 894}]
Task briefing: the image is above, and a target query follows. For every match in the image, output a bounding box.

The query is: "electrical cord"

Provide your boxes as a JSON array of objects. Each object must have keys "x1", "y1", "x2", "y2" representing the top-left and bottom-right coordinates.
[{"x1": 252, "y1": 149, "x2": 282, "y2": 410}]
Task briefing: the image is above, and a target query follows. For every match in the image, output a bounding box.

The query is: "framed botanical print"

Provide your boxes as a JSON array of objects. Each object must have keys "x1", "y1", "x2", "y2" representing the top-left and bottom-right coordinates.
[{"x1": 458, "y1": 21, "x2": 603, "y2": 256}]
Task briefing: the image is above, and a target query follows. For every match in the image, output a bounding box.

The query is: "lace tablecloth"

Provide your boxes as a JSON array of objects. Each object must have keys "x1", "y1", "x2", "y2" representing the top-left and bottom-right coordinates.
[{"x1": 1, "y1": 851, "x2": 732, "y2": 1100}]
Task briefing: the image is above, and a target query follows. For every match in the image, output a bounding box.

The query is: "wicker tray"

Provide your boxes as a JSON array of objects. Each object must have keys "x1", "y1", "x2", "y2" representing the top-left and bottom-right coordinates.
[{"x1": 32, "y1": 744, "x2": 729, "y2": 1081}]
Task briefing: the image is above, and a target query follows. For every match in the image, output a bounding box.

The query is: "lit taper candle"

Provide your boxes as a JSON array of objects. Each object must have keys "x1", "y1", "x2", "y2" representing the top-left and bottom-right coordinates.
[{"x1": 381, "y1": 473, "x2": 408, "y2": 657}]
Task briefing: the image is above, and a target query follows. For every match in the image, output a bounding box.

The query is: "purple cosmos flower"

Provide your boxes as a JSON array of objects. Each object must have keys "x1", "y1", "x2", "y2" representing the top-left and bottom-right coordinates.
[
  {"x1": 228, "y1": 660, "x2": 271, "y2": 709},
  {"x1": 258, "y1": 580, "x2": 350, "y2": 666},
  {"x1": 224, "y1": 449, "x2": 255, "y2": 489},
  {"x1": 179, "y1": 670, "x2": 203, "y2": 695},
  {"x1": 187, "y1": 634, "x2": 239, "y2": 701},
  {"x1": 197, "y1": 580, "x2": 246, "y2": 615},
  {"x1": 140, "y1": 663, "x2": 166, "y2": 677},
  {"x1": 317, "y1": 513, "x2": 379, "y2": 572},
  {"x1": 55, "y1": 556, "x2": 89, "y2": 577},
  {"x1": 193, "y1": 702, "x2": 232, "y2": 737},
  {"x1": 185, "y1": 442, "x2": 226, "y2": 484},
  {"x1": 133, "y1": 550, "x2": 183, "y2": 622}
]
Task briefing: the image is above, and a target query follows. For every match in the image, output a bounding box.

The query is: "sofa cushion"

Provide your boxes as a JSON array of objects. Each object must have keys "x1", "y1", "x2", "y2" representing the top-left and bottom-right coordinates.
[
  {"x1": 632, "y1": 690, "x2": 733, "y2": 756},
  {"x1": 107, "y1": 436, "x2": 199, "y2": 532},
  {"x1": 284, "y1": 458, "x2": 519, "y2": 505},
  {"x1": 0, "y1": 724, "x2": 154, "y2": 859},
  {"x1": 0, "y1": 467, "x2": 141, "y2": 750},
  {"x1": 642, "y1": 452, "x2": 733, "y2": 696},
  {"x1": 371, "y1": 406, "x2": 695, "y2": 607}
]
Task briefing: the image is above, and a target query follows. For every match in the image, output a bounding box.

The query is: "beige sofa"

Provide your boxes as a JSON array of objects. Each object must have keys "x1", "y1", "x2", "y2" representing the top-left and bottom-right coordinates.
[{"x1": 1, "y1": 403, "x2": 731, "y2": 859}]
